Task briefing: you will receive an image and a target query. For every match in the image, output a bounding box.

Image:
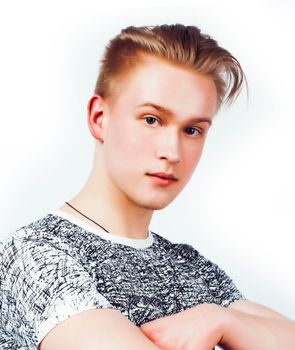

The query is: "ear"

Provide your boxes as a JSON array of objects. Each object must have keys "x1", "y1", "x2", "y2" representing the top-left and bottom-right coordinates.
[{"x1": 87, "y1": 95, "x2": 109, "y2": 143}]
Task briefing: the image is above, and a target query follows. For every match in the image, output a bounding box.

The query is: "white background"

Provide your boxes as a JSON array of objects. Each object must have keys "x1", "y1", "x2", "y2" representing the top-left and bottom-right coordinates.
[{"x1": 0, "y1": 0, "x2": 294, "y2": 318}]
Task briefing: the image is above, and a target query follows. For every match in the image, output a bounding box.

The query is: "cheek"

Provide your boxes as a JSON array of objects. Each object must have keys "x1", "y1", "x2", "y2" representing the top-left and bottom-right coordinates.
[
  {"x1": 183, "y1": 143, "x2": 205, "y2": 173},
  {"x1": 107, "y1": 119, "x2": 152, "y2": 163}
]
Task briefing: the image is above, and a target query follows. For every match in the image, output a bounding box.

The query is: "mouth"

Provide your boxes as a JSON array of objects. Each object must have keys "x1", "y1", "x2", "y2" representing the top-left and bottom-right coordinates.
[
  {"x1": 147, "y1": 172, "x2": 178, "y2": 180},
  {"x1": 146, "y1": 173, "x2": 178, "y2": 185}
]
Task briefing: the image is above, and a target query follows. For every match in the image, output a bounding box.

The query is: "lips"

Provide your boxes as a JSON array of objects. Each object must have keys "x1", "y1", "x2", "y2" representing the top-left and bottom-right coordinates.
[{"x1": 147, "y1": 172, "x2": 177, "y2": 180}]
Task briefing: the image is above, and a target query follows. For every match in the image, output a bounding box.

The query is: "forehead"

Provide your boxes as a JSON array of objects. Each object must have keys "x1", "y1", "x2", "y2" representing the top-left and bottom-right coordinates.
[{"x1": 109, "y1": 55, "x2": 218, "y2": 118}]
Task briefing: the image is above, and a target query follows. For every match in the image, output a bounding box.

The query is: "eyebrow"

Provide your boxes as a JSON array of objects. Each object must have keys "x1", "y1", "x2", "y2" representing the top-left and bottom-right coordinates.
[{"x1": 136, "y1": 102, "x2": 212, "y2": 126}]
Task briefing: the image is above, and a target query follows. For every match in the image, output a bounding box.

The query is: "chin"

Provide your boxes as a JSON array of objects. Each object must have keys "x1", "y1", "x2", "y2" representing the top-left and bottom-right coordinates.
[
  {"x1": 136, "y1": 197, "x2": 174, "y2": 211},
  {"x1": 142, "y1": 203, "x2": 167, "y2": 210}
]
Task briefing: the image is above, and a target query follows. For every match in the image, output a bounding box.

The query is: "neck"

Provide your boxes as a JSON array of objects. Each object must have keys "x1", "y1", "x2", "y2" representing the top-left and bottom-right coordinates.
[{"x1": 58, "y1": 152, "x2": 154, "y2": 240}]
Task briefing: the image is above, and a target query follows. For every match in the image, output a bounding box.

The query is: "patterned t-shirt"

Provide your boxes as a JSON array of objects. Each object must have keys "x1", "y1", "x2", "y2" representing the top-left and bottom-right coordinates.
[{"x1": 0, "y1": 209, "x2": 245, "y2": 349}]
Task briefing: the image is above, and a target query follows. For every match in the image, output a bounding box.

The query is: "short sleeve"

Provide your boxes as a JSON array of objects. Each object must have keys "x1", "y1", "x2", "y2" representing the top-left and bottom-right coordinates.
[
  {"x1": 182, "y1": 243, "x2": 246, "y2": 307},
  {"x1": 0, "y1": 232, "x2": 116, "y2": 349},
  {"x1": 198, "y1": 251, "x2": 246, "y2": 307}
]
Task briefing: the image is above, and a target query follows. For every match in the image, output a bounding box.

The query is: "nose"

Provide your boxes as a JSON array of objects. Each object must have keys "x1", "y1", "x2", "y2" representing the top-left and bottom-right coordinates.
[{"x1": 155, "y1": 127, "x2": 181, "y2": 164}]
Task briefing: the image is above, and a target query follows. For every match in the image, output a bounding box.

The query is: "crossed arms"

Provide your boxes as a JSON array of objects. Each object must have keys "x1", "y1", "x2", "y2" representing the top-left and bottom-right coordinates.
[{"x1": 39, "y1": 299, "x2": 295, "y2": 350}]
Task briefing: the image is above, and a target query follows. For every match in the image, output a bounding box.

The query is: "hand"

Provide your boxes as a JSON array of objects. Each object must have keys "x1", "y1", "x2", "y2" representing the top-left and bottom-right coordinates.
[{"x1": 140, "y1": 303, "x2": 229, "y2": 350}]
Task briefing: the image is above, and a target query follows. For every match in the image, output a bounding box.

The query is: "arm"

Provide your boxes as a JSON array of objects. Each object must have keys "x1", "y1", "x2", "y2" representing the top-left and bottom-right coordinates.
[
  {"x1": 39, "y1": 308, "x2": 161, "y2": 350},
  {"x1": 223, "y1": 300, "x2": 295, "y2": 350},
  {"x1": 1, "y1": 237, "x2": 161, "y2": 350},
  {"x1": 140, "y1": 301, "x2": 295, "y2": 350},
  {"x1": 228, "y1": 298, "x2": 290, "y2": 320},
  {"x1": 221, "y1": 299, "x2": 295, "y2": 349}
]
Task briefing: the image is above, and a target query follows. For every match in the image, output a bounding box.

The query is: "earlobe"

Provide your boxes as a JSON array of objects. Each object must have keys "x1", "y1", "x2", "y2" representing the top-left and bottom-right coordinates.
[{"x1": 87, "y1": 95, "x2": 108, "y2": 143}]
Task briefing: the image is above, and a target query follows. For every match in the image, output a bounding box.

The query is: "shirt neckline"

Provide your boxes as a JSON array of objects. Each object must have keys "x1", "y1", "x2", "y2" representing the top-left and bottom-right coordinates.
[{"x1": 50, "y1": 209, "x2": 155, "y2": 249}]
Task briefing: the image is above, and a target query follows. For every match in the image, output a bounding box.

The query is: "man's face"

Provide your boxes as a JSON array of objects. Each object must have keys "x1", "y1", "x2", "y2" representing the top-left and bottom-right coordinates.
[{"x1": 101, "y1": 55, "x2": 218, "y2": 210}]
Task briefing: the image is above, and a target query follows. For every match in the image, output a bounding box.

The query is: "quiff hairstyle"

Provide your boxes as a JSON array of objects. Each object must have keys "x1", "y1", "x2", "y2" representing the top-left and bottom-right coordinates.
[{"x1": 95, "y1": 24, "x2": 246, "y2": 110}]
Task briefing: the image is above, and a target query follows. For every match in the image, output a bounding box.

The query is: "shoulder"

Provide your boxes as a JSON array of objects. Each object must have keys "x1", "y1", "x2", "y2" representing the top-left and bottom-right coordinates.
[
  {"x1": 0, "y1": 214, "x2": 115, "y2": 349},
  {"x1": 151, "y1": 232, "x2": 230, "y2": 270},
  {"x1": 152, "y1": 235, "x2": 245, "y2": 305},
  {"x1": 1, "y1": 214, "x2": 70, "y2": 268},
  {"x1": 0, "y1": 213, "x2": 99, "y2": 303},
  {"x1": 0, "y1": 212, "x2": 96, "y2": 264},
  {"x1": 151, "y1": 233, "x2": 222, "y2": 275},
  {"x1": 151, "y1": 231, "x2": 201, "y2": 258}
]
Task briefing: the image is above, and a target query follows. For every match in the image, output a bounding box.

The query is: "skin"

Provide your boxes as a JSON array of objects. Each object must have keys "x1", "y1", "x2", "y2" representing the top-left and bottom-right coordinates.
[
  {"x1": 139, "y1": 302, "x2": 295, "y2": 350},
  {"x1": 55, "y1": 54, "x2": 295, "y2": 349},
  {"x1": 58, "y1": 54, "x2": 217, "y2": 239}
]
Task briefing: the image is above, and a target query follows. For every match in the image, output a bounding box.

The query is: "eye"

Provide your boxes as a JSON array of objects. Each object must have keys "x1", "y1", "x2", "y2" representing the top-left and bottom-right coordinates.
[
  {"x1": 144, "y1": 115, "x2": 160, "y2": 125},
  {"x1": 185, "y1": 127, "x2": 202, "y2": 137}
]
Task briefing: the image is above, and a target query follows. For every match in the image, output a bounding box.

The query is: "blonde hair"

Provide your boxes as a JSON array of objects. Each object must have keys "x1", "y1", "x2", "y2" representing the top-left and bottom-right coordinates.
[{"x1": 95, "y1": 24, "x2": 246, "y2": 109}]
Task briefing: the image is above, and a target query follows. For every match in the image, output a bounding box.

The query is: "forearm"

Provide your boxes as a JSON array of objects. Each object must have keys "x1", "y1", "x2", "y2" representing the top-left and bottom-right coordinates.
[{"x1": 221, "y1": 308, "x2": 295, "y2": 350}]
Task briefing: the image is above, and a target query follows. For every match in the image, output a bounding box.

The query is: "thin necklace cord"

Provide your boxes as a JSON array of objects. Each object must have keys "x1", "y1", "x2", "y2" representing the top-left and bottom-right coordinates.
[{"x1": 64, "y1": 201, "x2": 110, "y2": 233}]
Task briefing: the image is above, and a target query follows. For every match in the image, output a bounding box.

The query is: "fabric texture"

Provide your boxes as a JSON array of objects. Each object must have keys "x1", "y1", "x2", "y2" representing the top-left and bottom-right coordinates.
[{"x1": 0, "y1": 210, "x2": 245, "y2": 349}]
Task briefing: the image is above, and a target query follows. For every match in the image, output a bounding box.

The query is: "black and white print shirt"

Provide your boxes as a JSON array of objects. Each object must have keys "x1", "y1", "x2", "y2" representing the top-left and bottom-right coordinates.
[{"x1": 0, "y1": 209, "x2": 245, "y2": 349}]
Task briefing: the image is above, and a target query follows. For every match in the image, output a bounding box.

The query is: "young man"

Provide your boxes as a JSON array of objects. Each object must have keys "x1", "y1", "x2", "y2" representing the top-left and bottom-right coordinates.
[{"x1": 0, "y1": 24, "x2": 294, "y2": 350}]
